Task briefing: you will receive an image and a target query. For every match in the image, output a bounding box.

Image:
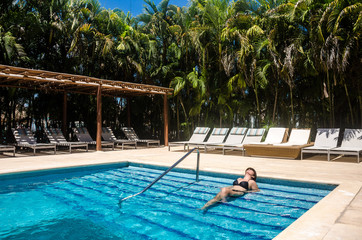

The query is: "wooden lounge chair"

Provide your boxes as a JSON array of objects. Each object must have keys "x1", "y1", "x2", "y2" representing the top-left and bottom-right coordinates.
[
  {"x1": 11, "y1": 128, "x2": 56, "y2": 155},
  {"x1": 121, "y1": 127, "x2": 160, "y2": 147},
  {"x1": 329, "y1": 129, "x2": 362, "y2": 163},
  {"x1": 0, "y1": 144, "x2": 16, "y2": 157},
  {"x1": 222, "y1": 128, "x2": 265, "y2": 155},
  {"x1": 301, "y1": 128, "x2": 340, "y2": 161},
  {"x1": 204, "y1": 127, "x2": 248, "y2": 153},
  {"x1": 188, "y1": 128, "x2": 230, "y2": 152},
  {"x1": 243, "y1": 129, "x2": 312, "y2": 159},
  {"x1": 168, "y1": 127, "x2": 210, "y2": 151},
  {"x1": 102, "y1": 127, "x2": 137, "y2": 150},
  {"x1": 73, "y1": 127, "x2": 114, "y2": 150},
  {"x1": 45, "y1": 128, "x2": 88, "y2": 153}
]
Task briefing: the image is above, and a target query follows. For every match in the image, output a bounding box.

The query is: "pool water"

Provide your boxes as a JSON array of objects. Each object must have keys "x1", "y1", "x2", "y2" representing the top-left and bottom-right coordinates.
[{"x1": 0, "y1": 165, "x2": 335, "y2": 240}]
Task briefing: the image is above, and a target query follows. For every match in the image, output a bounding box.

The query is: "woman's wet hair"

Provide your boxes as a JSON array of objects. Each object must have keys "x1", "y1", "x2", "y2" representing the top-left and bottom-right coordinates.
[{"x1": 246, "y1": 167, "x2": 257, "y2": 180}]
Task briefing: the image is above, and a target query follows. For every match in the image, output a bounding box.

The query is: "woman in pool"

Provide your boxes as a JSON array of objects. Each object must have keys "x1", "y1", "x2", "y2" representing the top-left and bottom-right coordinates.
[{"x1": 201, "y1": 167, "x2": 259, "y2": 210}]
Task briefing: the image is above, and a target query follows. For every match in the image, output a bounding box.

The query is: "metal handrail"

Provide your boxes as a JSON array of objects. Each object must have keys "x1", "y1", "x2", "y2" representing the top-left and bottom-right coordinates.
[{"x1": 119, "y1": 148, "x2": 200, "y2": 204}]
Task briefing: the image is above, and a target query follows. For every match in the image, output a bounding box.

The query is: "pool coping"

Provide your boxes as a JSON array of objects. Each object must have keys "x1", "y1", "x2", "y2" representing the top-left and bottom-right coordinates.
[{"x1": 0, "y1": 148, "x2": 361, "y2": 239}]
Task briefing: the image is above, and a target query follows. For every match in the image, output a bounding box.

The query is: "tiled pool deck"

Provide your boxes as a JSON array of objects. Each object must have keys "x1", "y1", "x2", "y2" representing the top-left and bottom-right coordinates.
[{"x1": 0, "y1": 147, "x2": 361, "y2": 240}]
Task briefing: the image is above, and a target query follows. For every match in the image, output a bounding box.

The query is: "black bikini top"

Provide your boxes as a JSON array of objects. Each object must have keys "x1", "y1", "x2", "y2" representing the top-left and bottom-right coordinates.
[{"x1": 233, "y1": 179, "x2": 249, "y2": 189}]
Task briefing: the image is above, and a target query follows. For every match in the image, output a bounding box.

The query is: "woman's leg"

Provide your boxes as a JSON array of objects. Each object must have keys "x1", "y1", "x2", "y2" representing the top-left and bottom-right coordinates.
[{"x1": 201, "y1": 187, "x2": 235, "y2": 210}]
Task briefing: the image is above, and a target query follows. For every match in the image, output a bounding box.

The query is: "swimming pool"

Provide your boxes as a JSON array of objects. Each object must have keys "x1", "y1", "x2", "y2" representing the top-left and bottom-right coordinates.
[{"x1": 0, "y1": 164, "x2": 336, "y2": 239}]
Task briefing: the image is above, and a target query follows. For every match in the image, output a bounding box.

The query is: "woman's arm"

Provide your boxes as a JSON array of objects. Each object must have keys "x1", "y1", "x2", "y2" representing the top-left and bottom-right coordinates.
[{"x1": 248, "y1": 181, "x2": 260, "y2": 192}]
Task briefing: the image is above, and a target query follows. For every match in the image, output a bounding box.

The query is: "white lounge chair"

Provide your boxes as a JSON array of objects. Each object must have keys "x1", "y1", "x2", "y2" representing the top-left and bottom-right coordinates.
[
  {"x1": 188, "y1": 128, "x2": 230, "y2": 152},
  {"x1": 168, "y1": 127, "x2": 210, "y2": 151},
  {"x1": 273, "y1": 128, "x2": 311, "y2": 146},
  {"x1": 73, "y1": 127, "x2": 114, "y2": 150},
  {"x1": 248, "y1": 127, "x2": 288, "y2": 145},
  {"x1": 121, "y1": 127, "x2": 160, "y2": 147},
  {"x1": 223, "y1": 128, "x2": 265, "y2": 155},
  {"x1": 45, "y1": 128, "x2": 88, "y2": 153},
  {"x1": 301, "y1": 128, "x2": 340, "y2": 161},
  {"x1": 329, "y1": 129, "x2": 362, "y2": 163},
  {"x1": 204, "y1": 127, "x2": 248, "y2": 153},
  {"x1": 0, "y1": 144, "x2": 16, "y2": 157},
  {"x1": 11, "y1": 128, "x2": 56, "y2": 155},
  {"x1": 102, "y1": 127, "x2": 137, "y2": 150}
]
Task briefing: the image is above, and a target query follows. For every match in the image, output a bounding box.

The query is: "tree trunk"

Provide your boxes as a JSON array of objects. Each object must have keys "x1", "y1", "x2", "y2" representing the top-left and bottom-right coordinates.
[
  {"x1": 331, "y1": 73, "x2": 336, "y2": 126},
  {"x1": 343, "y1": 82, "x2": 354, "y2": 126},
  {"x1": 254, "y1": 75, "x2": 261, "y2": 127},
  {"x1": 289, "y1": 84, "x2": 294, "y2": 127},
  {"x1": 273, "y1": 86, "x2": 278, "y2": 124},
  {"x1": 358, "y1": 79, "x2": 362, "y2": 128},
  {"x1": 176, "y1": 95, "x2": 180, "y2": 139},
  {"x1": 219, "y1": 110, "x2": 222, "y2": 128},
  {"x1": 327, "y1": 70, "x2": 333, "y2": 127}
]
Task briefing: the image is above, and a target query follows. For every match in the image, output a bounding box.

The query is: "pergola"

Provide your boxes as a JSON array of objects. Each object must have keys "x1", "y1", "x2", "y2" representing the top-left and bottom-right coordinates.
[{"x1": 0, "y1": 64, "x2": 173, "y2": 149}]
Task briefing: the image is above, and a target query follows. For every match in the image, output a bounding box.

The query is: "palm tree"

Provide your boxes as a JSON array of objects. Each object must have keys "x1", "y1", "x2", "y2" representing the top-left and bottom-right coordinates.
[
  {"x1": 0, "y1": 26, "x2": 26, "y2": 63},
  {"x1": 315, "y1": 0, "x2": 361, "y2": 126}
]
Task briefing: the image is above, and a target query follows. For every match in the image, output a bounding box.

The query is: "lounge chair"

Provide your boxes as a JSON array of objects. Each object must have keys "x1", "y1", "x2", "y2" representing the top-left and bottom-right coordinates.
[
  {"x1": 45, "y1": 128, "x2": 88, "y2": 153},
  {"x1": 273, "y1": 129, "x2": 311, "y2": 146},
  {"x1": 243, "y1": 127, "x2": 289, "y2": 157},
  {"x1": 301, "y1": 128, "x2": 340, "y2": 161},
  {"x1": 102, "y1": 127, "x2": 137, "y2": 150},
  {"x1": 248, "y1": 127, "x2": 288, "y2": 145},
  {"x1": 204, "y1": 127, "x2": 248, "y2": 153},
  {"x1": 73, "y1": 127, "x2": 114, "y2": 150},
  {"x1": 168, "y1": 127, "x2": 210, "y2": 151},
  {"x1": 223, "y1": 128, "x2": 265, "y2": 155},
  {"x1": 329, "y1": 129, "x2": 362, "y2": 163},
  {"x1": 11, "y1": 128, "x2": 56, "y2": 155},
  {"x1": 188, "y1": 128, "x2": 230, "y2": 152},
  {"x1": 242, "y1": 129, "x2": 312, "y2": 159},
  {"x1": 121, "y1": 127, "x2": 160, "y2": 147},
  {"x1": 0, "y1": 144, "x2": 16, "y2": 157}
]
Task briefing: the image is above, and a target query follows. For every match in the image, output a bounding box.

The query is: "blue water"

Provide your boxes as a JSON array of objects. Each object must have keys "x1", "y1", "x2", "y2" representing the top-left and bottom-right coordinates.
[{"x1": 0, "y1": 165, "x2": 335, "y2": 239}]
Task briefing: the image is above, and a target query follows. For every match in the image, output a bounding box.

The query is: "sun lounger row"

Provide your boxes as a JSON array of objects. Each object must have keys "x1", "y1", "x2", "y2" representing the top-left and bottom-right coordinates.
[
  {"x1": 169, "y1": 127, "x2": 361, "y2": 162},
  {"x1": 5, "y1": 126, "x2": 160, "y2": 156},
  {"x1": 168, "y1": 127, "x2": 267, "y2": 154}
]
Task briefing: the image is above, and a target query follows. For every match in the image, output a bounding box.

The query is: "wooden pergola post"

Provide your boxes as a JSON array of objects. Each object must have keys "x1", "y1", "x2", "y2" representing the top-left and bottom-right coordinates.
[
  {"x1": 62, "y1": 92, "x2": 67, "y2": 139},
  {"x1": 96, "y1": 85, "x2": 102, "y2": 151},
  {"x1": 163, "y1": 94, "x2": 169, "y2": 146}
]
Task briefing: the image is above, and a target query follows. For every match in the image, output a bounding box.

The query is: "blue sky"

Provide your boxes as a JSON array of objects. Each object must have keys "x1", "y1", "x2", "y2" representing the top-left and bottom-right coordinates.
[{"x1": 99, "y1": 0, "x2": 190, "y2": 17}]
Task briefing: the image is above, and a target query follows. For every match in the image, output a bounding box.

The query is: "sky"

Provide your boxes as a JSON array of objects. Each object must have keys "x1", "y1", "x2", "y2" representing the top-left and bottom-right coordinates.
[{"x1": 98, "y1": 0, "x2": 190, "y2": 17}]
